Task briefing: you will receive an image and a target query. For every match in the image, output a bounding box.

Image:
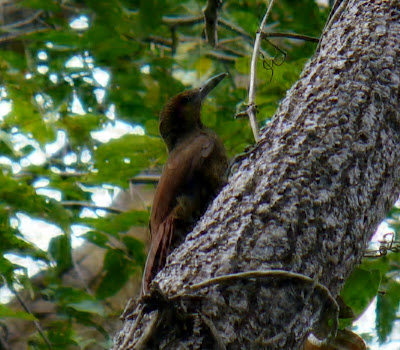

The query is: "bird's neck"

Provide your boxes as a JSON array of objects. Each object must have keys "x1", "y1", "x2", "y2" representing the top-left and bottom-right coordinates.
[{"x1": 161, "y1": 119, "x2": 204, "y2": 153}]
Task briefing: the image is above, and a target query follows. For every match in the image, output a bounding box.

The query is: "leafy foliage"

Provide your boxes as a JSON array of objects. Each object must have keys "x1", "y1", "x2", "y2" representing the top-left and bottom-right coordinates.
[{"x1": 0, "y1": 304, "x2": 37, "y2": 320}]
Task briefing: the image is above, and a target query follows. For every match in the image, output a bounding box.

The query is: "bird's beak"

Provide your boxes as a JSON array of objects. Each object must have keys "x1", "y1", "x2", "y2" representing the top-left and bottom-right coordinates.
[{"x1": 199, "y1": 73, "x2": 227, "y2": 100}]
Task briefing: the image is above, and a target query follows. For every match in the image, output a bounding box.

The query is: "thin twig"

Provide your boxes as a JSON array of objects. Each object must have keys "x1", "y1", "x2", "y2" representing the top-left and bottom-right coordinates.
[
  {"x1": 218, "y1": 45, "x2": 245, "y2": 57},
  {"x1": 0, "y1": 10, "x2": 43, "y2": 31},
  {"x1": 218, "y1": 36, "x2": 243, "y2": 45},
  {"x1": 130, "y1": 174, "x2": 160, "y2": 183},
  {"x1": 0, "y1": 27, "x2": 49, "y2": 43},
  {"x1": 144, "y1": 35, "x2": 173, "y2": 47},
  {"x1": 218, "y1": 18, "x2": 253, "y2": 42},
  {"x1": 189, "y1": 270, "x2": 339, "y2": 341},
  {"x1": 155, "y1": 14, "x2": 254, "y2": 49},
  {"x1": 13, "y1": 170, "x2": 88, "y2": 178},
  {"x1": 61, "y1": 200, "x2": 125, "y2": 213},
  {"x1": 189, "y1": 270, "x2": 335, "y2": 301},
  {"x1": 162, "y1": 15, "x2": 204, "y2": 26},
  {"x1": 245, "y1": 0, "x2": 276, "y2": 142},
  {"x1": 260, "y1": 31, "x2": 319, "y2": 43},
  {"x1": 60, "y1": 4, "x2": 82, "y2": 13},
  {"x1": 5, "y1": 282, "x2": 53, "y2": 349},
  {"x1": 326, "y1": 0, "x2": 346, "y2": 24},
  {"x1": 206, "y1": 51, "x2": 237, "y2": 62}
]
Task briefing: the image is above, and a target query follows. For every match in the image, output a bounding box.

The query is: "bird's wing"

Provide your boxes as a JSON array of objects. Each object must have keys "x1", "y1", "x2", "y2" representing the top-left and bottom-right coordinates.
[
  {"x1": 150, "y1": 132, "x2": 214, "y2": 236},
  {"x1": 142, "y1": 133, "x2": 215, "y2": 294}
]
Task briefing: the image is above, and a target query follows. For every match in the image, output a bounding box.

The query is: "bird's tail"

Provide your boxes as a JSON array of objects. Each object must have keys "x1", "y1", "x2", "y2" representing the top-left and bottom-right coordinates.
[{"x1": 142, "y1": 209, "x2": 177, "y2": 295}]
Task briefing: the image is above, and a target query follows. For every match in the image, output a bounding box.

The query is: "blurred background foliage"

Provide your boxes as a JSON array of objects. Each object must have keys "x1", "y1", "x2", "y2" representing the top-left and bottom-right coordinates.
[{"x1": 0, "y1": 0, "x2": 399, "y2": 349}]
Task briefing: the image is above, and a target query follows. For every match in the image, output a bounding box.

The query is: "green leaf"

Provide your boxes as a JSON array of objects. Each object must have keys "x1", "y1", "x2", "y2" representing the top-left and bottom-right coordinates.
[
  {"x1": 376, "y1": 281, "x2": 400, "y2": 343},
  {"x1": 82, "y1": 231, "x2": 109, "y2": 248},
  {"x1": 0, "y1": 304, "x2": 37, "y2": 320},
  {"x1": 49, "y1": 286, "x2": 107, "y2": 320},
  {"x1": 95, "y1": 249, "x2": 135, "y2": 299},
  {"x1": 41, "y1": 321, "x2": 78, "y2": 348},
  {"x1": 122, "y1": 235, "x2": 146, "y2": 265},
  {"x1": 340, "y1": 268, "x2": 381, "y2": 318},
  {"x1": 67, "y1": 300, "x2": 105, "y2": 317},
  {"x1": 79, "y1": 211, "x2": 149, "y2": 237},
  {"x1": 360, "y1": 256, "x2": 390, "y2": 276},
  {"x1": 0, "y1": 256, "x2": 15, "y2": 283},
  {"x1": 0, "y1": 50, "x2": 27, "y2": 70},
  {"x1": 48, "y1": 234, "x2": 72, "y2": 274}
]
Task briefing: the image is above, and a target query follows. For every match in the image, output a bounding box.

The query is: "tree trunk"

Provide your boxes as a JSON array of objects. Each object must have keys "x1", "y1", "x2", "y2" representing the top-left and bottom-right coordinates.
[{"x1": 113, "y1": 0, "x2": 400, "y2": 349}]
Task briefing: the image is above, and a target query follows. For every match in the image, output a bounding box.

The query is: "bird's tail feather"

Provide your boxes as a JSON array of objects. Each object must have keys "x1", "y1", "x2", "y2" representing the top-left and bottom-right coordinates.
[{"x1": 142, "y1": 208, "x2": 177, "y2": 295}]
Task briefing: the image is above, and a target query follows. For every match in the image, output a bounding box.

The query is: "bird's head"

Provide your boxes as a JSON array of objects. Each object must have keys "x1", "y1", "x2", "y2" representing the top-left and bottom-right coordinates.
[{"x1": 159, "y1": 73, "x2": 226, "y2": 151}]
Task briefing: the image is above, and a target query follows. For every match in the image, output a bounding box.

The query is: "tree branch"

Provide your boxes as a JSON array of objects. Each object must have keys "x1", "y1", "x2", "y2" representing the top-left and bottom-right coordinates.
[
  {"x1": 114, "y1": 1, "x2": 400, "y2": 349},
  {"x1": 203, "y1": 0, "x2": 221, "y2": 47},
  {"x1": 241, "y1": 0, "x2": 275, "y2": 142},
  {"x1": 0, "y1": 10, "x2": 43, "y2": 31},
  {"x1": 260, "y1": 31, "x2": 319, "y2": 43}
]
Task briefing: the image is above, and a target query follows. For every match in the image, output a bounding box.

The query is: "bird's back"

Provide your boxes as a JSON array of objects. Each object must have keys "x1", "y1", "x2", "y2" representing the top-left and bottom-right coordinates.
[{"x1": 143, "y1": 129, "x2": 227, "y2": 294}]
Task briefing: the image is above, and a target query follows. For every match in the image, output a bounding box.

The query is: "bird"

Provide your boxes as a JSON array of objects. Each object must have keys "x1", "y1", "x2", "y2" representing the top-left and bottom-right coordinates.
[{"x1": 142, "y1": 73, "x2": 228, "y2": 295}]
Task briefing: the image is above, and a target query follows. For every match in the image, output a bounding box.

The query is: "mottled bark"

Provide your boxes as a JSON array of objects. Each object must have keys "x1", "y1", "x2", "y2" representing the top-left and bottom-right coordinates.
[{"x1": 114, "y1": 0, "x2": 400, "y2": 349}]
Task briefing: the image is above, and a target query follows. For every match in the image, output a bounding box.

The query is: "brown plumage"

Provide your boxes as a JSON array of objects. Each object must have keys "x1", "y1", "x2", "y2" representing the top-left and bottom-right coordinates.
[{"x1": 142, "y1": 73, "x2": 228, "y2": 294}]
